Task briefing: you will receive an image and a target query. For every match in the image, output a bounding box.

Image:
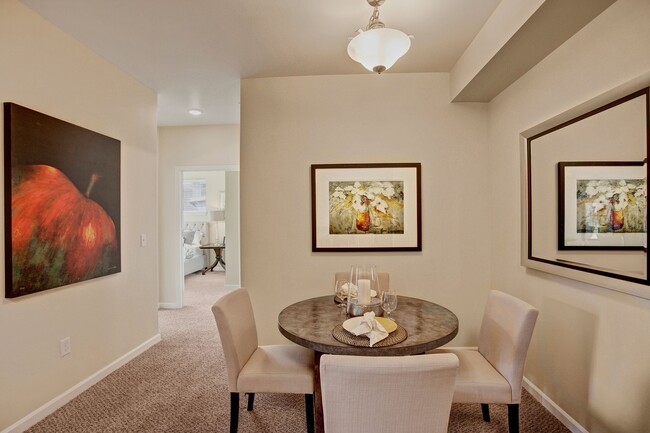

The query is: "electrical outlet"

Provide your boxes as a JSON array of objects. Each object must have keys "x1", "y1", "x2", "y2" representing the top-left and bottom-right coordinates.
[
  {"x1": 60, "y1": 337, "x2": 71, "y2": 357},
  {"x1": 140, "y1": 234, "x2": 147, "y2": 247}
]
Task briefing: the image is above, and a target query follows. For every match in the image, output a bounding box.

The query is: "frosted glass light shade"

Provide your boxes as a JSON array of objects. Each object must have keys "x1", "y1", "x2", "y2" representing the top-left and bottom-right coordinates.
[{"x1": 347, "y1": 27, "x2": 411, "y2": 73}]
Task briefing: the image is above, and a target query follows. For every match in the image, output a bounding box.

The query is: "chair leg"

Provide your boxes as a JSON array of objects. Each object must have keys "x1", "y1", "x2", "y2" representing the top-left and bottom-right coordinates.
[
  {"x1": 481, "y1": 403, "x2": 490, "y2": 422},
  {"x1": 508, "y1": 404, "x2": 519, "y2": 433},
  {"x1": 246, "y1": 393, "x2": 255, "y2": 411},
  {"x1": 230, "y1": 393, "x2": 239, "y2": 433},
  {"x1": 305, "y1": 394, "x2": 314, "y2": 433}
]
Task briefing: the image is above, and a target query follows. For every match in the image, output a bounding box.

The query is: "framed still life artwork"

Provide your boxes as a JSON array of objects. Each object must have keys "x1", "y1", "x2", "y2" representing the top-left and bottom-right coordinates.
[
  {"x1": 4, "y1": 103, "x2": 121, "y2": 298},
  {"x1": 311, "y1": 163, "x2": 421, "y2": 252},
  {"x1": 558, "y1": 161, "x2": 646, "y2": 250}
]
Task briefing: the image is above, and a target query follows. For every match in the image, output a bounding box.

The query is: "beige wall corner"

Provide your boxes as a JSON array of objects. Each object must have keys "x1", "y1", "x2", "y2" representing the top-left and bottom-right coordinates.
[{"x1": 450, "y1": 0, "x2": 616, "y2": 102}]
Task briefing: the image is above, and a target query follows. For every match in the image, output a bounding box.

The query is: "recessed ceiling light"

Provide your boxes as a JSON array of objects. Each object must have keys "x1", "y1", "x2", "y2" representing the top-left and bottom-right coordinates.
[{"x1": 188, "y1": 108, "x2": 203, "y2": 116}]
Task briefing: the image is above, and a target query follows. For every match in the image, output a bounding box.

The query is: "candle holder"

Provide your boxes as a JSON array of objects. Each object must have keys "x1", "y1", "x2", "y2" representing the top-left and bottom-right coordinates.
[
  {"x1": 346, "y1": 297, "x2": 384, "y2": 317},
  {"x1": 346, "y1": 264, "x2": 382, "y2": 317}
]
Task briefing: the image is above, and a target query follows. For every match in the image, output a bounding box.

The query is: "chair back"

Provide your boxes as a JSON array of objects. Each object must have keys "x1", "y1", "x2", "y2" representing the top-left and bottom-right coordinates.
[
  {"x1": 334, "y1": 271, "x2": 389, "y2": 293},
  {"x1": 478, "y1": 291, "x2": 539, "y2": 402},
  {"x1": 320, "y1": 354, "x2": 458, "y2": 433},
  {"x1": 211, "y1": 288, "x2": 259, "y2": 392}
]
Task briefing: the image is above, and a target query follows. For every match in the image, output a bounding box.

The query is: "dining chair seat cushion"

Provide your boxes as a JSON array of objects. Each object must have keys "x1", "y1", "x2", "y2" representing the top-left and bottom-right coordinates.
[
  {"x1": 434, "y1": 348, "x2": 512, "y2": 404},
  {"x1": 237, "y1": 344, "x2": 314, "y2": 394}
]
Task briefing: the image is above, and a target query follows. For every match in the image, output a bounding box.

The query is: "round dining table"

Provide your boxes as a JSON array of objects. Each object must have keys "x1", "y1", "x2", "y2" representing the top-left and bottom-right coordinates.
[{"x1": 278, "y1": 295, "x2": 459, "y2": 433}]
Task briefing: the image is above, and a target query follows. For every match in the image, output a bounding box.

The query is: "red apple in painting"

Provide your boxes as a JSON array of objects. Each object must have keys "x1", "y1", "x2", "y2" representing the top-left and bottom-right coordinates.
[{"x1": 11, "y1": 164, "x2": 117, "y2": 293}]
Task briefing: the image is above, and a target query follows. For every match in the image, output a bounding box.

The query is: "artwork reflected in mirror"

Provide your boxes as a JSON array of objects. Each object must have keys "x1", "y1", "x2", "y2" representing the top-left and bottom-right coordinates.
[
  {"x1": 525, "y1": 86, "x2": 649, "y2": 289},
  {"x1": 558, "y1": 161, "x2": 646, "y2": 250}
]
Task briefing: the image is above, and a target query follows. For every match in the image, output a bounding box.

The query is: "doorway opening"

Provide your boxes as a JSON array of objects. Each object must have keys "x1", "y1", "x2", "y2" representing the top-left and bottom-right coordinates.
[{"x1": 177, "y1": 166, "x2": 240, "y2": 307}]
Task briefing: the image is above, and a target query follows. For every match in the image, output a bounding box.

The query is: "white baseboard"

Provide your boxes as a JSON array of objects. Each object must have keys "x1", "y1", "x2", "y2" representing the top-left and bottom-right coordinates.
[
  {"x1": 523, "y1": 377, "x2": 588, "y2": 433},
  {"x1": 2, "y1": 334, "x2": 161, "y2": 433},
  {"x1": 158, "y1": 302, "x2": 181, "y2": 309},
  {"x1": 224, "y1": 284, "x2": 241, "y2": 289}
]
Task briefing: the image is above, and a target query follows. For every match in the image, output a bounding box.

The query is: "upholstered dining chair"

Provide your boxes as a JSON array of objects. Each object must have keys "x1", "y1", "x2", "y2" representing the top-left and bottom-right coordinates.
[
  {"x1": 334, "y1": 271, "x2": 389, "y2": 292},
  {"x1": 433, "y1": 290, "x2": 539, "y2": 433},
  {"x1": 320, "y1": 354, "x2": 459, "y2": 433},
  {"x1": 211, "y1": 288, "x2": 315, "y2": 433}
]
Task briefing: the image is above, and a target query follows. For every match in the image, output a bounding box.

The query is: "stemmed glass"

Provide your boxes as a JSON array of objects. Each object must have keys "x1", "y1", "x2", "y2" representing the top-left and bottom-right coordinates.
[
  {"x1": 334, "y1": 279, "x2": 347, "y2": 309},
  {"x1": 381, "y1": 290, "x2": 398, "y2": 321}
]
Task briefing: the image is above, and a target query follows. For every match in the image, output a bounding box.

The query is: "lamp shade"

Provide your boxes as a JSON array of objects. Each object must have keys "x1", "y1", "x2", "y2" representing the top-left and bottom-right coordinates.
[
  {"x1": 209, "y1": 210, "x2": 225, "y2": 222},
  {"x1": 347, "y1": 27, "x2": 411, "y2": 73}
]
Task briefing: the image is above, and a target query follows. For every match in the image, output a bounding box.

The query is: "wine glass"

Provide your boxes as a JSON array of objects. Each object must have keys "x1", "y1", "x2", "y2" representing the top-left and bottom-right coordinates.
[
  {"x1": 334, "y1": 279, "x2": 347, "y2": 308},
  {"x1": 381, "y1": 290, "x2": 398, "y2": 321}
]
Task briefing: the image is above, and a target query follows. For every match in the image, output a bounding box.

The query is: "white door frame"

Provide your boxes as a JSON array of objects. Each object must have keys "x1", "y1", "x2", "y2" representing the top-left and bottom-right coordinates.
[{"x1": 174, "y1": 164, "x2": 239, "y2": 308}]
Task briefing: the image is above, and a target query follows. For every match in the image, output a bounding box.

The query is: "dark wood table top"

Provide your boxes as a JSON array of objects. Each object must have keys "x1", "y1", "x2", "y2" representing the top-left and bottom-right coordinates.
[
  {"x1": 278, "y1": 295, "x2": 458, "y2": 356},
  {"x1": 199, "y1": 244, "x2": 224, "y2": 249}
]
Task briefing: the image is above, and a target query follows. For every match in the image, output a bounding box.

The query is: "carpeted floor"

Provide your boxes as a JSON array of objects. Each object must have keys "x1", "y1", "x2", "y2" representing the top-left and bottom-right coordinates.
[{"x1": 27, "y1": 272, "x2": 569, "y2": 432}]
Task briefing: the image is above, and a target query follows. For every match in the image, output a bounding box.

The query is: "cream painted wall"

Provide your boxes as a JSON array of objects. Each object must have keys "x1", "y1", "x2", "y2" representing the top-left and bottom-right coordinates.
[
  {"x1": 241, "y1": 73, "x2": 491, "y2": 345},
  {"x1": 0, "y1": 1, "x2": 159, "y2": 431},
  {"x1": 488, "y1": 0, "x2": 650, "y2": 432},
  {"x1": 225, "y1": 171, "x2": 241, "y2": 289},
  {"x1": 158, "y1": 125, "x2": 240, "y2": 306}
]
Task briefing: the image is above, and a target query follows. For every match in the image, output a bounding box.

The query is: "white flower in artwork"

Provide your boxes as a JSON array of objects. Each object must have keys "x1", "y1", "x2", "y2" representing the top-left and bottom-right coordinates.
[
  {"x1": 585, "y1": 185, "x2": 598, "y2": 197},
  {"x1": 593, "y1": 181, "x2": 610, "y2": 194},
  {"x1": 368, "y1": 184, "x2": 384, "y2": 196},
  {"x1": 591, "y1": 194, "x2": 609, "y2": 213},
  {"x1": 370, "y1": 197, "x2": 388, "y2": 214},
  {"x1": 351, "y1": 194, "x2": 367, "y2": 212},
  {"x1": 616, "y1": 180, "x2": 630, "y2": 194},
  {"x1": 635, "y1": 184, "x2": 646, "y2": 199}
]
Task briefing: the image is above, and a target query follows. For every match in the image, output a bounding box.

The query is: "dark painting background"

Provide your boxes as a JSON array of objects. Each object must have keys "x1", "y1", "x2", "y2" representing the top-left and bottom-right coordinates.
[{"x1": 4, "y1": 103, "x2": 121, "y2": 297}]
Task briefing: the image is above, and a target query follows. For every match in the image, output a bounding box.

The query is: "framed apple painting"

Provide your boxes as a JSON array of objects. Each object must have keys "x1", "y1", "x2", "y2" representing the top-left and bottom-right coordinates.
[{"x1": 4, "y1": 103, "x2": 121, "y2": 298}]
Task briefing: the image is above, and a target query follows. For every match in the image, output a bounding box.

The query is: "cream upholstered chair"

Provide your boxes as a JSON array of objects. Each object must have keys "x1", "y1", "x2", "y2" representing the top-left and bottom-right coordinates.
[
  {"x1": 320, "y1": 354, "x2": 459, "y2": 433},
  {"x1": 212, "y1": 288, "x2": 315, "y2": 433},
  {"x1": 435, "y1": 290, "x2": 539, "y2": 433},
  {"x1": 334, "y1": 271, "x2": 389, "y2": 292}
]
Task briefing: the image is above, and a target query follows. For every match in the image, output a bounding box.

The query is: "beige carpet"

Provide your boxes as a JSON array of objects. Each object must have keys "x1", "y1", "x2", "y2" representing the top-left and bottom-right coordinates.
[{"x1": 27, "y1": 272, "x2": 570, "y2": 432}]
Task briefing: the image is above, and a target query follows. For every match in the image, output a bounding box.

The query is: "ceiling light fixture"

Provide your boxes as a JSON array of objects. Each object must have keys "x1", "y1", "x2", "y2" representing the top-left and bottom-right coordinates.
[
  {"x1": 347, "y1": 0, "x2": 412, "y2": 74},
  {"x1": 188, "y1": 108, "x2": 203, "y2": 116}
]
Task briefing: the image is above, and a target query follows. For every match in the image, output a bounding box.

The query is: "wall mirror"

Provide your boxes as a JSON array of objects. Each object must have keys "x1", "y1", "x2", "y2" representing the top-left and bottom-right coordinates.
[{"x1": 522, "y1": 83, "x2": 649, "y2": 300}]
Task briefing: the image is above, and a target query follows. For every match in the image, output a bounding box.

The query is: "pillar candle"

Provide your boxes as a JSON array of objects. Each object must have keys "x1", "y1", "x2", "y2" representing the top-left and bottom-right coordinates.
[{"x1": 358, "y1": 279, "x2": 371, "y2": 305}]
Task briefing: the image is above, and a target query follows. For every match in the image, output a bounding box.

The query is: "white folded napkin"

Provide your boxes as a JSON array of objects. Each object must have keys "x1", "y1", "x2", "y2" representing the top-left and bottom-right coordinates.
[
  {"x1": 340, "y1": 282, "x2": 357, "y2": 298},
  {"x1": 350, "y1": 312, "x2": 389, "y2": 347}
]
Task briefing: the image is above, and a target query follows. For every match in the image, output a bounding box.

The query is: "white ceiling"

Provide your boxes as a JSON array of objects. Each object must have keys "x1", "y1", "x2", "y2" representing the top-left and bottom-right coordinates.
[{"x1": 20, "y1": 0, "x2": 501, "y2": 126}]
